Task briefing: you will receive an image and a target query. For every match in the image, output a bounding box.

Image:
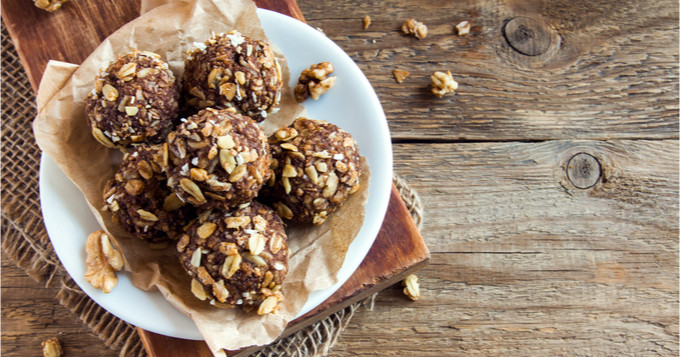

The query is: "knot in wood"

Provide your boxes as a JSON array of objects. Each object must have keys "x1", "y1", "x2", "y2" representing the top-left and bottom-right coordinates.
[
  {"x1": 503, "y1": 17, "x2": 551, "y2": 56},
  {"x1": 566, "y1": 153, "x2": 601, "y2": 189}
]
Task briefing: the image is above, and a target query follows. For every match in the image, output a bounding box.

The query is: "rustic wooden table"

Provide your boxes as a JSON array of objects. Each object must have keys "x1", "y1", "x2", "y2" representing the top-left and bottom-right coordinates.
[{"x1": 2, "y1": 0, "x2": 678, "y2": 356}]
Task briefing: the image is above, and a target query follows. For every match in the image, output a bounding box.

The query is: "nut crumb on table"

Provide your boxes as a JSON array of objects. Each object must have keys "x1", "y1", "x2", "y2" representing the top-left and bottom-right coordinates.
[
  {"x1": 363, "y1": 15, "x2": 372, "y2": 29},
  {"x1": 392, "y1": 69, "x2": 410, "y2": 83},
  {"x1": 456, "y1": 20, "x2": 471, "y2": 35},
  {"x1": 84, "y1": 230, "x2": 124, "y2": 294},
  {"x1": 293, "y1": 62, "x2": 337, "y2": 102},
  {"x1": 401, "y1": 18, "x2": 428, "y2": 39},
  {"x1": 33, "y1": 0, "x2": 68, "y2": 12},
  {"x1": 430, "y1": 70, "x2": 459, "y2": 97},
  {"x1": 402, "y1": 274, "x2": 420, "y2": 301},
  {"x1": 42, "y1": 337, "x2": 63, "y2": 357}
]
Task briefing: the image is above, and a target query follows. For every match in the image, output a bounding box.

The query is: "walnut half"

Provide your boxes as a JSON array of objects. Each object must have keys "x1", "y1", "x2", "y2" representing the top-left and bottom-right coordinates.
[
  {"x1": 294, "y1": 62, "x2": 337, "y2": 102},
  {"x1": 84, "y1": 230, "x2": 124, "y2": 293},
  {"x1": 430, "y1": 71, "x2": 459, "y2": 97},
  {"x1": 33, "y1": 0, "x2": 68, "y2": 12},
  {"x1": 401, "y1": 19, "x2": 428, "y2": 39},
  {"x1": 42, "y1": 337, "x2": 63, "y2": 357}
]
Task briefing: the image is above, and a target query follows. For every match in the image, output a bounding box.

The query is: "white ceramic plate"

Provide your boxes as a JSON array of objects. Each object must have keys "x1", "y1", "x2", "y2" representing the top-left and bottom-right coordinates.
[{"x1": 40, "y1": 9, "x2": 392, "y2": 340}]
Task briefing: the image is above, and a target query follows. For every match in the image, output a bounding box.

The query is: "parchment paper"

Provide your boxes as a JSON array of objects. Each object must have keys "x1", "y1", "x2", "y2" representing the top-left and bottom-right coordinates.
[{"x1": 32, "y1": 0, "x2": 370, "y2": 355}]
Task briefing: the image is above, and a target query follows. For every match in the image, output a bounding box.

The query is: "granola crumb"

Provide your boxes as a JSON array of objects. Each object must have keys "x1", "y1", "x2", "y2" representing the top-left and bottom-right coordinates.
[
  {"x1": 42, "y1": 337, "x2": 63, "y2": 357},
  {"x1": 430, "y1": 70, "x2": 458, "y2": 97},
  {"x1": 456, "y1": 20, "x2": 471, "y2": 36},
  {"x1": 363, "y1": 15, "x2": 372, "y2": 29},
  {"x1": 294, "y1": 62, "x2": 337, "y2": 102},
  {"x1": 33, "y1": 0, "x2": 68, "y2": 12},
  {"x1": 392, "y1": 69, "x2": 410, "y2": 84},
  {"x1": 402, "y1": 274, "x2": 420, "y2": 301},
  {"x1": 401, "y1": 18, "x2": 427, "y2": 39}
]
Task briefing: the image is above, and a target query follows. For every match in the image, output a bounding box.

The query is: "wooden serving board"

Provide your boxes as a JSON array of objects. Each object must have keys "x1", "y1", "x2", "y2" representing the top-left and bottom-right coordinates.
[{"x1": 1, "y1": 0, "x2": 430, "y2": 356}]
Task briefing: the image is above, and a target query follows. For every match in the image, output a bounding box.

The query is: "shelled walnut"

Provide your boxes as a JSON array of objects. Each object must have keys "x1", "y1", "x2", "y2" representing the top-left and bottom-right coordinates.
[
  {"x1": 33, "y1": 0, "x2": 68, "y2": 12},
  {"x1": 401, "y1": 18, "x2": 427, "y2": 39},
  {"x1": 41, "y1": 337, "x2": 63, "y2": 357},
  {"x1": 84, "y1": 230, "x2": 124, "y2": 293},
  {"x1": 293, "y1": 62, "x2": 337, "y2": 102},
  {"x1": 402, "y1": 274, "x2": 421, "y2": 301},
  {"x1": 430, "y1": 70, "x2": 458, "y2": 97}
]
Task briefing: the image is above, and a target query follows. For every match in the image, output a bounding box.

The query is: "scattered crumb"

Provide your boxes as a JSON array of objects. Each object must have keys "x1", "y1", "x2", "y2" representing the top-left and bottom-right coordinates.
[
  {"x1": 402, "y1": 274, "x2": 420, "y2": 300},
  {"x1": 430, "y1": 71, "x2": 458, "y2": 97},
  {"x1": 456, "y1": 20, "x2": 471, "y2": 35},
  {"x1": 401, "y1": 18, "x2": 427, "y2": 39},
  {"x1": 363, "y1": 15, "x2": 371, "y2": 29},
  {"x1": 33, "y1": 0, "x2": 68, "y2": 12},
  {"x1": 41, "y1": 337, "x2": 63, "y2": 357},
  {"x1": 392, "y1": 69, "x2": 410, "y2": 83}
]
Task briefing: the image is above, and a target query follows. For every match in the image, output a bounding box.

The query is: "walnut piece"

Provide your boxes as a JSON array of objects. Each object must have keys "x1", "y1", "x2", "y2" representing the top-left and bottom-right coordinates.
[
  {"x1": 84, "y1": 230, "x2": 124, "y2": 294},
  {"x1": 456, "y1": 20, "x2": 471, "y2": 36},
  {"x1": 363, "y1": 15, "x2": 371, "y2": 29},
  {"x1": 430, "y1": 71, "x2": 459, "y2": 97},
  {"x1": 402, "y1": 274, "x2": 421, "y2": 301},
  {"x1": 401, "y1": 18, "x2": 427, "y2": 39},
  {"x1": 33, "y1": 0, "x2": 68, "y2": 12},
  {"x1": 294, "y1": 62, "x2": 337, "y2": 102},
  {"x1": 41, "y1": 337, "x2": 63, "y2": 357},
  {"x1": 392, "y1": 69, "x2": 410, "y2": 83}
]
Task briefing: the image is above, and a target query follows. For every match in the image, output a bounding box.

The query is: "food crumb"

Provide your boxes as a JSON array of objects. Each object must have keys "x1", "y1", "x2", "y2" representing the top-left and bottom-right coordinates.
[
  {"x1": 456, "y1": 20, "x2": 471, "y2": 35},
  {"x1": 392, "y1": 69, "x2": 410, "y2": 83},
  {"x1": 430, "y1": 70, "x2": 458, "y2": 97},
  {"x1": 401, "y1": 18, "x2": 427, "y2": 39},
  {"x1": 42, "y1": 337, "x2": 63, "y2": 357},
  {"x1": 33, "y1": 0, "x2": 68, "y2": 12},
  {"x1": 402, "y1": 274, "x2": 420, "y2": 301},
  {"x1": 363, "y1": 15, "x2": 372, "y2": 29}
]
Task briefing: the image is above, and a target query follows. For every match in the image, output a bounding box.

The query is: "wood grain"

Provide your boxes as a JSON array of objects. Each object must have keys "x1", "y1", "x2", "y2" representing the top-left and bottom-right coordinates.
[
  {"x1": 326, "y1": 140, "x2": 678, "y2": 356},
  {"x1": 2, "y1": 0, "x2": 679, "y2": 356},
  {"x1": 301, "y1": 0, "x2": 679, "y2": 141},
  {"x1": 1, "y1": 255, "x2": 117, "y2": 357}
]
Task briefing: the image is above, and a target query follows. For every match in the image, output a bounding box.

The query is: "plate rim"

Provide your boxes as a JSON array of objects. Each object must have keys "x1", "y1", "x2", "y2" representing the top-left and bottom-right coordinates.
[{"x1": 38, "y1": 8, "x2": 393, "y2": 340}]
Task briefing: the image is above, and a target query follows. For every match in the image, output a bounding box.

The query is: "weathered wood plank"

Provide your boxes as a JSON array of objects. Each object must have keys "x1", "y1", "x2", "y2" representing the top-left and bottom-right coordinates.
[
  {"x1": 327, "y1": 139, "x2": 679, "y2": 356},
  {"x1": 299, "y1": 0, "x2": 679, "y2": 141},
  {"x1": 1, "y1": 256, "x2": 118, "y2": 357}
]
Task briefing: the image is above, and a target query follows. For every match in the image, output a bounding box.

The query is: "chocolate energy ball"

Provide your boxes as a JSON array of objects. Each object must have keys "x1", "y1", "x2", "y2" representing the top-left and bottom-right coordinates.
[
  {"x1": 103, "y1": 144, "x2": 194, "y2": 244},
  {"x1": 182, "y1": 30, "x2": 282, "y2": 122},
  {"x1": 86, "y1": 50, "x2": 180, "y2": 149},
  {"x1": 267, "y1": 118, "x2": 361, "y2": 225},
  {"x1": 166, "y1": 108, "x2": 272, "y2": 208},
  {"x1": 177, "y1": 201, "x2": 288, "y2": 313}
]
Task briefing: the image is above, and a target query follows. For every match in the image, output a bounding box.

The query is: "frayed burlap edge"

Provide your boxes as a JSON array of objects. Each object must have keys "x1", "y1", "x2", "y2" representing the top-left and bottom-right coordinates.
[{"x1": 1, "y1": 20, "x2": 423, "y2": 357}]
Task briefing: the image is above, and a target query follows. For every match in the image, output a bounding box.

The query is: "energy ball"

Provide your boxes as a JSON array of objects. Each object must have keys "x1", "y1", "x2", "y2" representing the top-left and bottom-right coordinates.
[
  {"x1": 166, "y1": 108, "x2": 271, "y2": 208},
  {"x1": 267, "y1": 118, "x2": 361, "y2": 225},
  {"x1": 182, "y1": 31, "x2": 282, "y2": 122},
  {"x1": 103, "y1": 144, "x2": 194, "y2": 244},
  {"x1": 86, "y1": 50, "x2": 180, "y2": 149},
  {"x1": 177, "y1": 201, "x2": 288, "y2": 313}
]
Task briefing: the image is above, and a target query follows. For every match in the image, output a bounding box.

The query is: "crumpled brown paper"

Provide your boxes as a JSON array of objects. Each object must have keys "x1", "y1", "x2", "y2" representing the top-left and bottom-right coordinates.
[{"x1": 32, "y1": 0, "x2": 370, "y2": 355}]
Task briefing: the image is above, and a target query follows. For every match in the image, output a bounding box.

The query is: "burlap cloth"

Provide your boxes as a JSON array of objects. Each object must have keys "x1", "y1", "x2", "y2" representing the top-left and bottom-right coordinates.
[{"x1": 0, "y1": 22, "x2": 423, "y2": 357}]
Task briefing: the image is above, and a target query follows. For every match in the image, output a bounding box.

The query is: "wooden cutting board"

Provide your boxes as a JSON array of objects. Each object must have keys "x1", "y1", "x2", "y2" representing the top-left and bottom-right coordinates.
[{"x1": 1, "y1": 1, "x2": 429, "y2": 356}]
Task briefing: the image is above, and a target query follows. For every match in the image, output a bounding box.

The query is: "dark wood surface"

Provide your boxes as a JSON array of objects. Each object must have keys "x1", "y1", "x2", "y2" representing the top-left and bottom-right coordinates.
[{"x1": 3, "y1": 0, "x2": 679, "y2": 356}]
